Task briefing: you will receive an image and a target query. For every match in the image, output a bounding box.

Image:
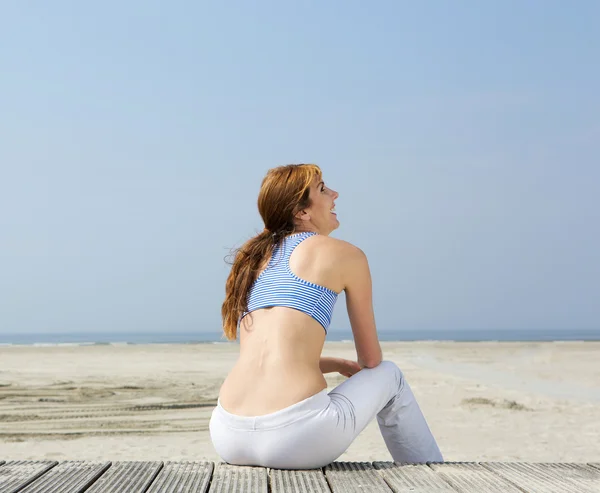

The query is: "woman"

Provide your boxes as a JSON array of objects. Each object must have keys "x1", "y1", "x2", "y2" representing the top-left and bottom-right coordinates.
[{"x1": 209, "y1": 164, "x2": 443, "y2": 469}]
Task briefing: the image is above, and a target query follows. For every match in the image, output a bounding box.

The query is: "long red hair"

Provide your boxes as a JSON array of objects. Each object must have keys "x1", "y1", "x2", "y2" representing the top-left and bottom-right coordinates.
[{"x1": 221, "y1": 164, "x2": 322, "y2": 340}]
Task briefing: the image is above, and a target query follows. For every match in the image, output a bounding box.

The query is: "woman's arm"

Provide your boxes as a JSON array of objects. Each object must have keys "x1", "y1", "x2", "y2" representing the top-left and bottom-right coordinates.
[
  {"x1": 319, "y1": 356, "x2": 341, "y2": 374},
  {"x1": 341, "y1": 244, "x2": 382, "y2": 368},
  {"x1": 319, "y1": 356, "x2": 361, "y2": 377}
]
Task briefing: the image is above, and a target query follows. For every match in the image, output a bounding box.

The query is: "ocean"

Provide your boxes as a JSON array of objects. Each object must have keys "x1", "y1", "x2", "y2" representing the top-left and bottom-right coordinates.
[{"x1": 0, "y1": 328, "x2": 599, "y2": 346}]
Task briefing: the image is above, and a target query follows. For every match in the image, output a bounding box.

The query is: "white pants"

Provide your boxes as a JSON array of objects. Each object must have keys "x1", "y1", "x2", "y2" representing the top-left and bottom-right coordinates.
[{"x1": 209, "y1": 361, "x2": 443, "y2": 469}]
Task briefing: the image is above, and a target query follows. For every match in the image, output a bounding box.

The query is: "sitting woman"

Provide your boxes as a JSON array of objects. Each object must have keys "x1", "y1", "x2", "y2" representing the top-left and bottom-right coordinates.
[{"x1": 209, "y1": 163, "x2": 443, "y2": 469}]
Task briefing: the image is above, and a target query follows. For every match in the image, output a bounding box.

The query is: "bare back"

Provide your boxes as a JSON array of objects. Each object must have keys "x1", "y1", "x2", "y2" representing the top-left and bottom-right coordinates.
[
  {"x1": 218, "y1": 235, "x2": 339, "y2": 415},
  {"x1": 218, "y1": 234, "x2": 381, "y2": 416}
]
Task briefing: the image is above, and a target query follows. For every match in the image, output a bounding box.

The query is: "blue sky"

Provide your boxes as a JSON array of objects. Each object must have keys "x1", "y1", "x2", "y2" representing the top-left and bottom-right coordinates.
[{"x1": 1, "y1": 1, "x2": 598, "y2": 335}]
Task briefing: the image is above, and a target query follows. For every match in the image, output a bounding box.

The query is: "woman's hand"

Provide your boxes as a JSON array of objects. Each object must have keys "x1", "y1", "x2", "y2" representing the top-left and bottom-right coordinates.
[
  {"x1": 336, "y1": 358, "x2": 362, "y2": 378},
  {"x1": 319, "y1": 356, "x2": 361, "y2": 377}
]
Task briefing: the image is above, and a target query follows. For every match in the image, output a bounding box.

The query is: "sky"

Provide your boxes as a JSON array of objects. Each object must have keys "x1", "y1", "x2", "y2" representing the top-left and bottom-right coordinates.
[{"x1": 1, "y1": 1, "x2": 599, "y2": 336}]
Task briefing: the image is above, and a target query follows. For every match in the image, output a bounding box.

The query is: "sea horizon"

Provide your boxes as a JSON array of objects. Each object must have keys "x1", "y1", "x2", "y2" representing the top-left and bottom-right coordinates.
[{"x1": 1, "y1": 328, "x2": 599, "y2": 346}]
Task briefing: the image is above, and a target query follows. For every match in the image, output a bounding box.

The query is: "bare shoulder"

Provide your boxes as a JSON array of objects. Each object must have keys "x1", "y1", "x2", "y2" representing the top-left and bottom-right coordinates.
[
  {"x1": 296, "y1": 235, "x2": 367, "y2": 292},
  {"x1": 303, "y1": 235, "x2": 365, "y2": 262}
]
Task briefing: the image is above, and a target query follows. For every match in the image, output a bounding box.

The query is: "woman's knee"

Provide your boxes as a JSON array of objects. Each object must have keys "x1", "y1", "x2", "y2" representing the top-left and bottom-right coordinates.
[
  {"x1": 376, "y1": 360, "x2": 403, "y2": 375},
  {"x1": 374, "y1": 360, "x2": 404, "y2": 391}
]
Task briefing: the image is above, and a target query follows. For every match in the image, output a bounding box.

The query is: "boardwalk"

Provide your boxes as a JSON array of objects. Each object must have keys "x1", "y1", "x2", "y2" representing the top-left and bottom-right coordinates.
[{"x1": 0, "y1": 460, "x2": 599, "y2": 492}]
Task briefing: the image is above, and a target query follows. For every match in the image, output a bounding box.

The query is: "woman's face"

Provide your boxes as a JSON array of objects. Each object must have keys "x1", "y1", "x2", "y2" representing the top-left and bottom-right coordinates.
[{"x1": 300, "y1": 176, "x2": 339, "y2": 235}]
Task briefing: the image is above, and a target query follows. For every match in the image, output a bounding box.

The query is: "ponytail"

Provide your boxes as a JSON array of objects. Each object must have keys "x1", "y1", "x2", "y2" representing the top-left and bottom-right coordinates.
[{"x1": 221, "y1": 230, "x2": 275, "y2": 340}]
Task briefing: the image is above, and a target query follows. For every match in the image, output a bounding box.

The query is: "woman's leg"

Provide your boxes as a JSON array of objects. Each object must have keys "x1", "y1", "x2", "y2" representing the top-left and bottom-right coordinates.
[{"x1": 328, "y1": 360, "x2": 443, "y2": 463}]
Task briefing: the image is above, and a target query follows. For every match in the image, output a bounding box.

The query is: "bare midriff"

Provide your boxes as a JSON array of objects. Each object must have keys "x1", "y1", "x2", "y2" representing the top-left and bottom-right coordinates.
[{"x1": 217, "y1": 306, "x2": 328, "y2": 416}]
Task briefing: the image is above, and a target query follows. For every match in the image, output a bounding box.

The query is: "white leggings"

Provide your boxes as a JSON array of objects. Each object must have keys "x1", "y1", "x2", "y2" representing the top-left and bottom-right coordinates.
[{"x1": 209, "y1": 361, "x2": 443, "y2": 469}]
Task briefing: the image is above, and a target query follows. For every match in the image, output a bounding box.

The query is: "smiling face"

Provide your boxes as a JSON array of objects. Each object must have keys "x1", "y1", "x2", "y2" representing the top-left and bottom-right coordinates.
[{"x1": 295, "y1": 176, "x2": 339, "y2": 235}]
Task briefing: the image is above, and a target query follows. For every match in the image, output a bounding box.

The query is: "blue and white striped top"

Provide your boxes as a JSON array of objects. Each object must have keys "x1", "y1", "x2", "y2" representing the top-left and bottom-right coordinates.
[{"x1": 242, "y1": 231, "x2": 339, "y2": 332}]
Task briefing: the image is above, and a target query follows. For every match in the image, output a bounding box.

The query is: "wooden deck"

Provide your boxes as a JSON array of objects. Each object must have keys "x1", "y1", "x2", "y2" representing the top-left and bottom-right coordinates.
[{"x1": 0, "y1": 460, "x2": 599, "y2": 492}]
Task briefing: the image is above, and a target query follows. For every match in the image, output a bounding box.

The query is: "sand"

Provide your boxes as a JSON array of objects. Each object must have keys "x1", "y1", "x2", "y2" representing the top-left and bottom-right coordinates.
[{"x1": 1, "y1": 341, "x2": 599, "y2": 463}]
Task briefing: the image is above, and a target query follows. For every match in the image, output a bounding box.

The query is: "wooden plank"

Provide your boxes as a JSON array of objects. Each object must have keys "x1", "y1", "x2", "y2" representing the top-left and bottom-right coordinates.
[
  {"x1": 84, "y1": 461, "x2": 163, "y2": 493},
  {"x1": 146, "y1": 462, "x2": 213, "y2": 493},
  {"x1": 207, "y1": 463, "x2": 267, "y2": 493},
  {"x1": 270, "y1": 468, "x2": 331, "y2": 493},
  {"x1": 484, "y1": 462, "x2": 600, "y2": 493},
  {"x1": 0, "y1": 460, "x2": 57, "y2": 493},
  {"x1": 325, "y1": 462, "x2": 392, "y2": 492},
  {"x1": 373, "y1": 462, "x2": 458, "y2": 492},
  {"x1": 17, "y1": 461, "x2": 110, "y2": 493},
  {"x1": 430, "y1": 463, "x2": 522, "y2": 492}
]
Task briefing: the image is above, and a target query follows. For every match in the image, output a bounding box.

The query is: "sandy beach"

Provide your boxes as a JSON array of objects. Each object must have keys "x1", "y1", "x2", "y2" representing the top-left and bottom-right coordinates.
[{"x1": 1, "y1": 341, "x2": 599, "y2": 463}]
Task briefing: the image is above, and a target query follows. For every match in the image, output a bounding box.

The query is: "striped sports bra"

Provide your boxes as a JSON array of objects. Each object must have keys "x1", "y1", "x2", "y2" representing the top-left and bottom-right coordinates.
[{"x1": 242, "y1": 231, "x2": 338, "y2": 332}]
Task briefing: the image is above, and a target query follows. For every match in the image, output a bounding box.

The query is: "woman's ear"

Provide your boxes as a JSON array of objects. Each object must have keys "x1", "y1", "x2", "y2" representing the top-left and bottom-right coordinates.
[{"x1": 295, "y1": 209, "x2": 311, "y2": 222}]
